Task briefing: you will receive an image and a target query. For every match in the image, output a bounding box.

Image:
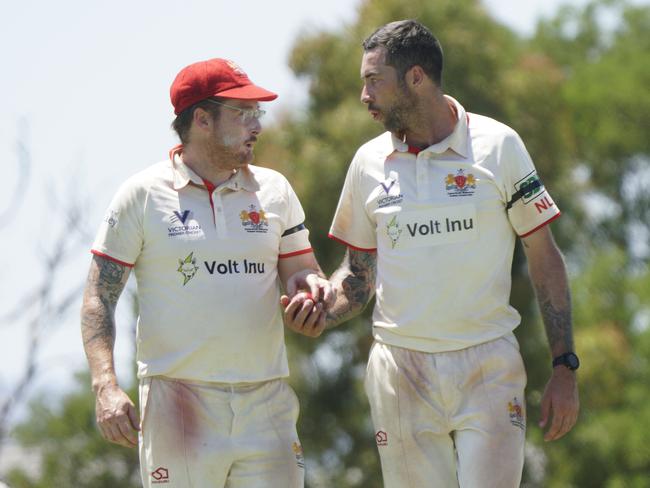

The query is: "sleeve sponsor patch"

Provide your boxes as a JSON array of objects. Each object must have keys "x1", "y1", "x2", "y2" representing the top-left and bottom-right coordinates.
[{"x1": 507, "y1": 171, "x2": 544, "y2": 210}]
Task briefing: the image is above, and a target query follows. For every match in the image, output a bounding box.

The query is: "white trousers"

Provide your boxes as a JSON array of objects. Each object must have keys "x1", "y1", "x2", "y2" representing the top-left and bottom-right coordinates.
[
  {"x1": 365, "y1": 335, "x2": 527, "y2": 488},
  {"x1": 138, "y1": 376, "x2": 304, "y2": 488}
]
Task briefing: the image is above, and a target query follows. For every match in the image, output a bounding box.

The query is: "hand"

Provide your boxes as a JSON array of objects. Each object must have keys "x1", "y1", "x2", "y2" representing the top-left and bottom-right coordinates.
[
  {"x1": 95, "y1": 383, "x2": 140, "y2": 448},
  {"x1": 285, "y1": 269, "x2": 336, "y2": 309},
  {"x1": 281, "y1": 292, "x2": 327, "y2": 338},
  {"x1": 539, "y1": 367, "x2": 579, "y2": 441}
]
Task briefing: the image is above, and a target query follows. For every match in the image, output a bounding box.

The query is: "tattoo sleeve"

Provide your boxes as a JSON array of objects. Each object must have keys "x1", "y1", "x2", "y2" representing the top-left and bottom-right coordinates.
[
  {"x1": 326, "y1": 249, "x2": 377, "y2": 328},
  {"x1": 80, "y1": 255, "x2": 130, "y2": 391},
  {"x1": 523, "y1": 235, "x2": 575, "y2": 357},
  {"x1": 538, "y1": 285, "x2": 574, "y2": 356}
]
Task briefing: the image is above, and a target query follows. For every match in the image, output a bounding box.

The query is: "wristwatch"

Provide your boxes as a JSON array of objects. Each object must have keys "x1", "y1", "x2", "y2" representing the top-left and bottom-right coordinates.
[{"x1": 552, "y1": 352, "x2": 580, "y2": 371}]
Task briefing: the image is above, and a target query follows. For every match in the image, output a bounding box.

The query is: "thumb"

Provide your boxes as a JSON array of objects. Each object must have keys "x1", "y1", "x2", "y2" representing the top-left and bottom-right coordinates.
[
  {"x1": 128, "y1": 403, "x2": 141, "y2": 431},
  {"x1": 280, "y1": 295, "x2": 290, "y2": 307}
]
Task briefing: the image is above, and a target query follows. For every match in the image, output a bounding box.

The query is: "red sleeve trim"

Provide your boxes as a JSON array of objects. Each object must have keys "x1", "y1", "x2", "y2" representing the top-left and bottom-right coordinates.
[
  {"x1": 328, "y1": 234, "x2": 377, "y2": 252},
  {"x1": 90, "y1": 250, "x2": 135, "y2": 268},
  {"x1": 278, "y1": 248, "x2": 313, "y2": 259},
  {"x1": 519, "y1": 212, "x2": 562, "y2": 238}
]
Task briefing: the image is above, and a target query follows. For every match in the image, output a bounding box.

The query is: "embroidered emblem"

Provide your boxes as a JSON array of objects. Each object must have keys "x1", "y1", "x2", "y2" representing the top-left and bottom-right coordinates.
[
  {"x1": 508, "y1": 397, "x2": 525, "y2": 430},
  {"x1": 225, "y1": 59, "x2": 247, "y2": 77},
  {"x1": 376, "y1": 430, "x2": 388, "y2": 447},
  {"x1": 104, "y1": 210, "x2": 119, "y2": 228},
  {"x1": 292, "y1": 441, "x2": 305, "y2": 469},
  {"x1": 445, "y1": 169, "x2": 476, "y2": 197},
  {"x1": 168, "y1": 210, "x2": 203, "y2": 238},
  {"x1": 377, "y1": 171, "x2": 404, "y2": 208},
  {"x1": 177, "y1": 252, "x2": 199, "y2": 285},
  {"x1": 240, "y1": 205, "x2": 269, "y2": 233},
  {"x1": 151, "y1": 466, "x2": 170, "y2": 484},
  {"x1": 386, "y1": 215, "x2": 402, "y2": 249}
]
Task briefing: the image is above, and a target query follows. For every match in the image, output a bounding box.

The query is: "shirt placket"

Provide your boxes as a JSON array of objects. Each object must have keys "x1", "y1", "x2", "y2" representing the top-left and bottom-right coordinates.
[
  {"x1": 416, "y1": 153, "x2": 431, "y2": 201},
  {"x1": 212, "y1": 189, "x2": 228, "y2": 238}
]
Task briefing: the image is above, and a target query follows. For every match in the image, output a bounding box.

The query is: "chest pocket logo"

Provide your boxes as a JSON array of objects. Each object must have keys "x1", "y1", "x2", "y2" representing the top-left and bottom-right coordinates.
[
  {"x1": 445, "y1": 169, "x2": 476, "y2": 197},
  {"x1": 240, "y1": 205, "x2": 269, "y2": 233}
]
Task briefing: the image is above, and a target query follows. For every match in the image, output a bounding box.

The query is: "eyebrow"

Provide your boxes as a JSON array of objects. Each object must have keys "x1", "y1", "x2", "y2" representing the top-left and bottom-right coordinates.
[{"x1": 361, "y1": 70, "x2": 381, "y2": 80}]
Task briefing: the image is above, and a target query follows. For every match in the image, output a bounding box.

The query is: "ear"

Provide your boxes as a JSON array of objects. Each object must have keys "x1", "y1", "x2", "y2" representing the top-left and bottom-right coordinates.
[
  {"x1": 193, "y1": 107, "x2": 212, "y2": 130},
  {"x1": 406, "y1": 65, "x2": 427, "y2": 88}
]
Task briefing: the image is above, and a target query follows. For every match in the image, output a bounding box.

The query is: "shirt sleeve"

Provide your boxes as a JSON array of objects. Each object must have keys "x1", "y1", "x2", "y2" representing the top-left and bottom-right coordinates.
[
  {"x1": 502, "y1": 131, "x2": 561, "y2": 237},
  {"x1": 278, "y1": 175, "x2": 312, "y2": 257},
  {"x1": 328, "y1": 154, "x2": 377, "y2": 250},
  {"x1": 91, "y1": 178, "x2": 145, "y2": 266}
]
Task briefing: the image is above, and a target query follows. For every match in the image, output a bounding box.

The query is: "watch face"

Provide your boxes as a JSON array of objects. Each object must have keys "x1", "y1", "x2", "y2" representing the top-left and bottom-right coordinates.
[{"x1": 567, "y1": 353, "x2": 580, "y2": 369}]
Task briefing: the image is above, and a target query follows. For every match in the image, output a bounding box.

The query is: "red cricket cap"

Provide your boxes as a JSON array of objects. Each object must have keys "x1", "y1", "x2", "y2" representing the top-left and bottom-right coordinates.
[{"x1": 170, "y1": 58, "x2": 278, "y2": 115}]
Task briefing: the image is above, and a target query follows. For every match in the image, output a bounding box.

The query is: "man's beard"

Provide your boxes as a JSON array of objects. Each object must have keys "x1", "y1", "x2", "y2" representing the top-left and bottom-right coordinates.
[{"x1": 381, "y1": 84, "x2": 418, "y2": 134}]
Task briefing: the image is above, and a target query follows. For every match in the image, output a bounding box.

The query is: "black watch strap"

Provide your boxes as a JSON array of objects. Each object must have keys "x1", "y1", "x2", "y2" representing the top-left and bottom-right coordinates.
[{"x1": 552, "y1": 352, "x2": 580, "y2": 371}]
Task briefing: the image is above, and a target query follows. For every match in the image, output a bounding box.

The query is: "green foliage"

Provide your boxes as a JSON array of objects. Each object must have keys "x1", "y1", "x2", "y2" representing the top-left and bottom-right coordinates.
[
  {"x1": 5, "y1": 0, "x2": 650, "y2": 486},
  {"x1": 5, "y1": 372, "x2": 140, "y2": 488}
]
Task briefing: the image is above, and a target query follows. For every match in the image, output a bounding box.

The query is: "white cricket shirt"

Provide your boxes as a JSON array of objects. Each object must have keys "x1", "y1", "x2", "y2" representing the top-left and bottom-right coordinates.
[
  {"x1": 92, "y1": 147, "x2": 312, "y2": 382},
  {"x1": 329, "y1": 96, "x2": 561, "y2": 352}
]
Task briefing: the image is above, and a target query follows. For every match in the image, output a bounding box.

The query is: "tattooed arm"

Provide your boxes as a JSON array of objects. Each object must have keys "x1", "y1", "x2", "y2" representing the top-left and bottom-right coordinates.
[
  {"x1": 325, "y1": 248, "x2": 377, "y2": 328},
  {"x1": 81, "y1": 254, "x2": 139, "y2": 448},
  {"x1": 522, "y1": 226, "x2": 579, "y2": 441},
  {"x1": 281, "y1": 248, "x2": 376, "y2": 337}
]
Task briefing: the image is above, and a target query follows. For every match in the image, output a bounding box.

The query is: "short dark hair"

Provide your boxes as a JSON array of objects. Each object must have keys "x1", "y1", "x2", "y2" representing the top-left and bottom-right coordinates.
[
  {"x1": 171, "y1": 99, "x2": 222, "y2": 144},
  {"x1": 362, "y1": 20, "x2": 443, "y2": 86}
]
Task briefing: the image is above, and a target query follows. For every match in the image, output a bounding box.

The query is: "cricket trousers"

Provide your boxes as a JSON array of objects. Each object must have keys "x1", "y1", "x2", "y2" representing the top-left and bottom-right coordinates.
[
  {"x1": 365, "y1": 334, "x2": 527, "y2": 488},
  {"x1": 138, "y1": 376, "x2": 304, "y2": 488}
]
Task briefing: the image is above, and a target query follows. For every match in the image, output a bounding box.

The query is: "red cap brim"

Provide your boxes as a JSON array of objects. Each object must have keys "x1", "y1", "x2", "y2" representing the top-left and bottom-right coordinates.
[{"x1": 216, "y1": 84, "x2": 278, "y2": 101}]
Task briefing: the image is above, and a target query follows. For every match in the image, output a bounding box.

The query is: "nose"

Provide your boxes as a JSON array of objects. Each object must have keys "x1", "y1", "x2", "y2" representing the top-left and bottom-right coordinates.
[
  {"x1": 251, "y1": 117, "x2": 262, "y2": 135},
  {"x1": 360, "y1": 84, "x2": 372, "y2": 104}
]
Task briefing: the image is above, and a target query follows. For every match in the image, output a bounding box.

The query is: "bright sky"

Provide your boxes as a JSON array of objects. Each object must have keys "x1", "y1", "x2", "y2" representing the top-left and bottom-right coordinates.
[{"x1": 0, "y1": 0, "x2": 616, "y2": 418}]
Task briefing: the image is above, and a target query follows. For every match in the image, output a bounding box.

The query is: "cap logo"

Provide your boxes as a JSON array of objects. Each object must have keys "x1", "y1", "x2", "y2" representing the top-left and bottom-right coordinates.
[{"x1": 225, "y1": 60, "x2": 247, "y2": 77}]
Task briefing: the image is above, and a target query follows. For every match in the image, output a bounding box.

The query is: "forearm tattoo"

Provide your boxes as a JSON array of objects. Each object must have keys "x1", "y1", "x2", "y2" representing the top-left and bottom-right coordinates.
[
  {"x1": 539, "y1": 285, "x2": 574, "y2": 354},
  {"x1": 326, "y1": 249, "x2": 377, "y2": 327},
  {"x1": 81, "y1": 258, "x2": 127, "y2": 348}
]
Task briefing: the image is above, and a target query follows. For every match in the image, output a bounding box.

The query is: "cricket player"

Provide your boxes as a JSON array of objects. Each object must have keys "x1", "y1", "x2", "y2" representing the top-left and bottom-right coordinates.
[
  {"x1": 81, "y1": 57, "x2": 333, "y2": 488},
  {"x1": 284, "y1": 20, "x2": 580, "y2": 487}
]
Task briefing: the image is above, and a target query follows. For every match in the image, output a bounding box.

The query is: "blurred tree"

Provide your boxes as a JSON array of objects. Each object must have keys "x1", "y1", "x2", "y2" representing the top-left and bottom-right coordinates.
[
  {"x1": 4, "y1": 0, "x2": 649, "y2": 486},
  {"x1": 255, "y1": 0, "x2": 650, "y2": 486},
  {"x1": 4, "y1": 372, "x2": 140, "y2": 488}
]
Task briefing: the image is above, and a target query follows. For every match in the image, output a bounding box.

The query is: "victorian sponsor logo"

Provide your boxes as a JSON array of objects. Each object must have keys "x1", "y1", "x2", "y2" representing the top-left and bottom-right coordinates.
[
  {"x1": 445, "y1": 169, "x2": 476, "y2": 197},
  {"x1": 240, "y1": 205, "x2": 269, "y2": 233},
  {"x1": 377, "y1": 172, "x2": 404, "y2": 208},
  {"x1": 151, "y1": 466, "x2": 170, "y2": 484},
  {"x1": 508, "y1": 397, "x2": 525, "y2": 430},
  {"x1": 168, "y1": 209, "x2": 203, "y2": 238}
]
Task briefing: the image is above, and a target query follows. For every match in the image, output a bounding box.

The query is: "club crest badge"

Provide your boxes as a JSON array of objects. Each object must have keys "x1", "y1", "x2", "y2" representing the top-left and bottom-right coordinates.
[
  {"x1": 445, "y1": 169, "x2": 476, "y2": 197},
  {"x1": 240, "y1": 205, "x2": 269, "y2": 233},
  {"x1": 508, "y1": 397, "x2": 525, "y2": 430},
  {"x1": 177, "y1": 252, "x2": 199, "y2": 285},
  {"x1": 292, "y1": 441, "x2": 305, "y2": 469}
]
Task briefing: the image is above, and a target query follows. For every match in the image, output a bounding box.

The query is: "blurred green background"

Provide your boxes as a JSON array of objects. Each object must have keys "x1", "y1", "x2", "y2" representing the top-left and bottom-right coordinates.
[{"x1": 4, "y1": 0, "x2": 650, "y2": 486}]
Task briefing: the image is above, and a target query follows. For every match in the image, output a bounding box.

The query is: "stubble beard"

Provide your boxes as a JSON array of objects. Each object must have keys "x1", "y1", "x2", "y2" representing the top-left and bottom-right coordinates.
[{"x1": 382, "y1": 83, "x2": 418, "y2": 135}]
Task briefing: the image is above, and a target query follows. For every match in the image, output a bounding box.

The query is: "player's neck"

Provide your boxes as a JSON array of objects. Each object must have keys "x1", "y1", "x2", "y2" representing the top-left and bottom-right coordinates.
[
  {"x1": 181, "y1": 144, "x2": 238, "y2": 187},
  {"x1": 402, "y1": 94, "x2": 457, "y2": 150}
]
